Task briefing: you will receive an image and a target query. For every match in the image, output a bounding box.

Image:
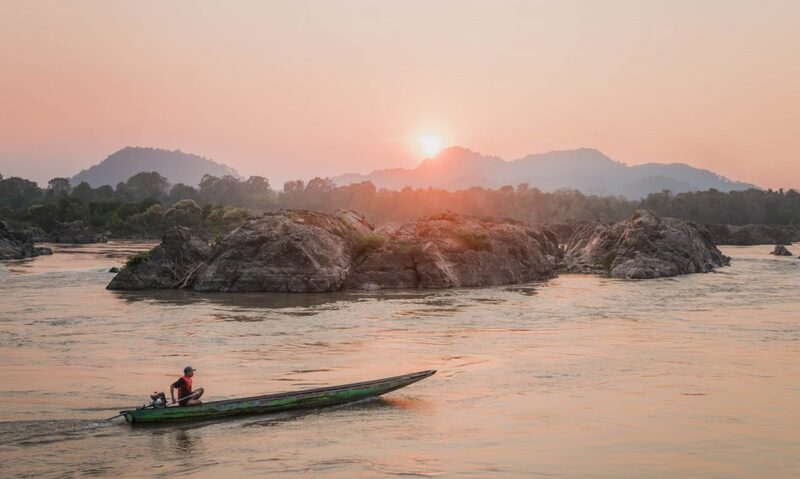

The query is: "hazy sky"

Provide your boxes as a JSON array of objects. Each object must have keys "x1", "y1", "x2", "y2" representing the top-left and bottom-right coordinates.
[{"x1": 1, "y1": 0, "x2": 798, "y2": 188}]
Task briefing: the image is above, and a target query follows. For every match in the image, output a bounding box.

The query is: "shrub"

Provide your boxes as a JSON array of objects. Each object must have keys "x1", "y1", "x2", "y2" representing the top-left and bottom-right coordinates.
[
  {"x1": 355, "y1": 234, "x2": 385, "y2": 255},
  {"x1": 600, "y1": 252, "x2": 617, "y2": 272},
  {"x1": 125, "y1": 249, "x2": 153, "y2": 269},
  {"x1": 457, "y1": 228, "x2": 492, "y2": 251}
]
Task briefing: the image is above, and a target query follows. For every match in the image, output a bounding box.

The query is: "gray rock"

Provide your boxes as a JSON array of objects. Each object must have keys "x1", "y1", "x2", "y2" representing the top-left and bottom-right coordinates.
[
  {"x1": 193, "y1": 210, "x2": 373, "y2": 292},
  {"x1": 108, "y1": 266, "x2": 120, "y2": 273},
  {"x1": 50, "y1": 220, "x2": 107, "y2": 244},
  {"x1": 107, "y1": 210, "x2": 562, "y2": 292},
  {"x1": 346, "y1": 213, "x2": 559, "y2": 290},
  {"x1": 565, "y1": 210, "x2": 729, "y2": 279},
  {"x1": 0, "y1": 221, "x2": 50, "y2": 260},
  {"x1": 17, "y1": 225, "x2": 48, "y2": 242},
  {"x1": 107, "y1": 227, "x2": 212, "y2": 290},
  {"x1": 538, "y1": 222, "x2": 581, "y2": 245},
  {"x1": 770, "y1": 245, "x2": 793, "y2": 256}
]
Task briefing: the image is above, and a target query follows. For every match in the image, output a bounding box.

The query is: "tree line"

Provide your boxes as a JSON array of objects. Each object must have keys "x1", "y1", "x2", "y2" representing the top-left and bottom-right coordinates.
[{"x1": 1, "y1": 171, "x2": 798, "y2": 239}]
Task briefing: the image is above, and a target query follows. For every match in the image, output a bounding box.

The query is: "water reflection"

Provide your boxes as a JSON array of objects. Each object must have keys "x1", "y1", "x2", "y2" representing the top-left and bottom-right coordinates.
[
  {"x1": 112, "y1": 289, "x2": 353, "y2": 309},
  {"x1": 145, "y1": 426, "x2": 205, "y2": 463},
  {"x1": 172, "y1": 428, "x2": 201, "y2": 454},
  {"x1": 110, "y1": 287, "x2": 511, "y2": 321}
]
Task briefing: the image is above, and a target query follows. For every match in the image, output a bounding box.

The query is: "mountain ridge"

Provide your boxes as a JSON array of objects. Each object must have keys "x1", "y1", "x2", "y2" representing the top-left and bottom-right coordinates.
[
  {"x1": 71, "y1": 147, "x2": 240, "y2": 187},
  {"x1": 333, "y1": 146, "x2": 757, "y2": 198}
]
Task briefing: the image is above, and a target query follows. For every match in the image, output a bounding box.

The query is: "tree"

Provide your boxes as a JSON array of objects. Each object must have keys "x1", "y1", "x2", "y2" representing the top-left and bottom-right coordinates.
[
  {"x1": 126, "y1": 203, "x2": 165, "y2": 236},
  {"x1": 71, "y1": 181, "x2": 94, "y2": 202},
  {"x1": 282, "y1": 180, "x2": 304, "y2": 194},
  {"x1": 0, "y1": 176, "x2": 43, "y2": 209},
  {"x1": 94, "y1": 185, "x2": 115, "y2": 201},
  {"x1": 199, "y1": 174, "x2": 241, "y2": 206},
  {"x1": 47, "y1": 177, "x2": 71, "y2": 197},
  {"x1": 302, "y1": 177, "x2": 335, "y2": 211},
  {"x1": 168, "y1": 183, "x2": 199, "y2": 204},
  {"x1": 27, "y1": 203, "x2": 60, "y2": 231},
  {"x1": 125, "y1": 172, "x2": 170, "y2": 201},
  {"x1": 165, "y1": 199, "x2": 202, "y2": 228}
]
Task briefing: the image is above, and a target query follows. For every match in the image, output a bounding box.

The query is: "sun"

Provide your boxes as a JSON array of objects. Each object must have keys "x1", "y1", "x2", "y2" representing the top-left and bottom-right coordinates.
[{"x1": 419, "y1": 135, "x2": 443, "y2": 157}]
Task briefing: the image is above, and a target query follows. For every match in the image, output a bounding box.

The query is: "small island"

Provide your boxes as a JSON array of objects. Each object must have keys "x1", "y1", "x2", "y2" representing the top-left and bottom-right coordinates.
[{"x1": 107, "y1": 209, "x2": 729, "y2": 292}]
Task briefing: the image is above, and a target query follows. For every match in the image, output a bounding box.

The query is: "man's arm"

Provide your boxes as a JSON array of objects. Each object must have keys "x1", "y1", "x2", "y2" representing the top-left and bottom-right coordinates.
[{"x1": 170, "y1": 378, "x2": 182, "y2": 404}]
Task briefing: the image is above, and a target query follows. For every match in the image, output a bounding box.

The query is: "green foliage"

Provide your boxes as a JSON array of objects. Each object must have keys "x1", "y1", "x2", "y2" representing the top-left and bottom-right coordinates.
[
  {"x1": 0, "y1": 176, "x2": 43, "y2": 210},
  {"x1": 46, "y1": 178, "x2": 71, "y2": 197},
  {"x1": 124, "y1": 172, "x2": 170, "y2": 202},
  {"x1": 429, "y1": 211, "x2": 459, "y2": 222},
  {"x1": 599, "y1": 252, "x2": 617, "y2": 272},
  {"x1": 397, "y1": 243, "x2": 423, "y2": 256},
  {"x1": 457, "y1": 228, "x2": 492, "y2": 251},
  {"x1": 165, "y1": 199, "x2": 202, "y2": 228},
  {"x1": 3, "y1": 171, "x2": 800, "y2": 243},
  {"x1": 355, "y1": 234, "x2": 385, "y2": 255},
  {"x1": 125, "y1": 249, "x2": 153, "y2": 269}
]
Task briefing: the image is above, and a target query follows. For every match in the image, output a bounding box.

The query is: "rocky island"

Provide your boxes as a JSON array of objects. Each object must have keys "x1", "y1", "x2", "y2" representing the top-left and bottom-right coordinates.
[
  {"x1": 344, "y1": 213, "x2": 560, "y2": 290},
  {"x1": 107, "y1": 209, "x2": 729, "y2": 291},
  {"x1": 108, "y1": 210, "x2": 561, "y2": 291},
  {"x1": 0, "y1": 221, "x2": 52, "y2": 260},
  {"x1": 563, "y1": 210, "x2": 730, "y2": 279}
]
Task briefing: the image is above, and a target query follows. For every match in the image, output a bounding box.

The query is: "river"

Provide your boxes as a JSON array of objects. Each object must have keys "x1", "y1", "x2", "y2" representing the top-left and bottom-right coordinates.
[{"x1": 0, "y1": 242, "x2": 798, "y2": 478}]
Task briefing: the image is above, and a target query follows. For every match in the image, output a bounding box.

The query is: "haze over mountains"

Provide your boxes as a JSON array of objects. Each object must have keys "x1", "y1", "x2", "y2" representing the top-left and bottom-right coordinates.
[
  {"x1": 68, "y1": 145, "x2": 757, "y2": 199},
  {"x1": 334, "y1": 147, "x2": 757, "y2": 199},
  {"x1": 70, "y1": 147, "x2": 240, "y2": 188}
]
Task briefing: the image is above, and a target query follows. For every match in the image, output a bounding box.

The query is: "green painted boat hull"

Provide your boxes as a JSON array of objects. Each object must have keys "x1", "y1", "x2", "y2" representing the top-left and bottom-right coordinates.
[{"x1": 121, "y1": 369, "x2": 435, "y2": 425}]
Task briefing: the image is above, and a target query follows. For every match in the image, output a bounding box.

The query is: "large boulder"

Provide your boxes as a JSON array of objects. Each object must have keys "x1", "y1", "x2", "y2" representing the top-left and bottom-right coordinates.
[
  {"x1": 770, "y1": 245, "x2": 793, "y2": 256},
  {"x1": 0, "y1": 221, "x2": 52, "y2": 260},
  {"x1": 565, "y1": 210, "x2": 729, "y2": 279},
  {"x1": 346, "y1": 213, "x2": 559, "y2": 290},
  {"x1": 107, "y1": 210, "x2": 562, "y2": 292},
  {"x1": 705, "y1": 223, "x2": 793, "y2": 246},
  {"x1": 539, "y1": 222, "x2": 582, "y2": 245},
  {"x1": 50, "y1": 220, "x2": 107, "y2": 244},
  {"x1": 106, "y1": 226, "x2": 212, "y2": 290},
  {"x1": 192, "y1": 210, "x2": 373, "y2": 292}
]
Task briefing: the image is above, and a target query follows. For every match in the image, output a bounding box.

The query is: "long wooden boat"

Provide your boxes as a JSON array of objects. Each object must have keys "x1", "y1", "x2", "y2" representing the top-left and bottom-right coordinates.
[{"x1": 121, "y1": 369, "x2": 436, "y2": 425}]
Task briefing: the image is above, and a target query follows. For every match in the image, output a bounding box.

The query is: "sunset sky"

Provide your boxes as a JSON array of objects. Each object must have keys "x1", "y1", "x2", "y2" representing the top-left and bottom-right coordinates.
[{"x1": 1, "y1": 0, "x2": 798, "y2": 189}]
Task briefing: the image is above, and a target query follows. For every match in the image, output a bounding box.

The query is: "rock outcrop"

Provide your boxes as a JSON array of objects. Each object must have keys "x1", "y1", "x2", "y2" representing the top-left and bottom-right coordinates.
[
  {"x1": 539, "y1": 222, "x2": 582, "y2": 245},
  {"x1": 770, "y1": 245, "x2": 793, "y2": 256},
  {"x1": 192, "y1": 210, "x2": 373, "y2": 292},
  {"x1": 705, "y1": 223, "x2": 794, "y2": 246},
  {"x1": 564, "y1": 211, "x2": 729, "y2": 279},
  {"x1": 346, "y1": 213, "x2": 559, "y2": 290},
  {"x1": 50, "y1": 220, "x2": 107, "y2": 244},
  {"x1": 0, "y1": 221, "x2": 52, "y2": 260},
  {"x1": 108, "y1": 209, "x2": 731, "y2": 291},
  {"x1": 106, "y1": 227, "x2": 212, "y2": 290},
  {"x1": 108, "y1": 210, "x2": 561, "y2": 292}
]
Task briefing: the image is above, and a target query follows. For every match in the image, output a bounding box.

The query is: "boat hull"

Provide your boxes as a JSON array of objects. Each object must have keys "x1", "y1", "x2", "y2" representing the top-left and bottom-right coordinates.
[{"x1": 122, "y1": 369, "x2": 435, "y2": 425}]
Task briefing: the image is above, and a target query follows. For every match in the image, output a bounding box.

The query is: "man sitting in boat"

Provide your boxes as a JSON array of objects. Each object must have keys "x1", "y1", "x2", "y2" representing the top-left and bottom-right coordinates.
[{"x1": 170, "y1": 366, "x2": 204, "y2": 406}]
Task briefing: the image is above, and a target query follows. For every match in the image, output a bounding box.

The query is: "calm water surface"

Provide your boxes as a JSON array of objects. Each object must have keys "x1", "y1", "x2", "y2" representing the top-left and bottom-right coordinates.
[{"x1": 1, "y1": 242, "x2": 799, "y2": 478}]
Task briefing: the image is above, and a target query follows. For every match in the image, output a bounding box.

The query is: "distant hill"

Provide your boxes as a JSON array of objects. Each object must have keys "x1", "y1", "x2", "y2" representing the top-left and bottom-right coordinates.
[
  {"x1": 71, "y1": 147, "x2": 240, "y2": 187},
  {"x1": 333, "y1": 147, "x2": 757, "y2": 199}
]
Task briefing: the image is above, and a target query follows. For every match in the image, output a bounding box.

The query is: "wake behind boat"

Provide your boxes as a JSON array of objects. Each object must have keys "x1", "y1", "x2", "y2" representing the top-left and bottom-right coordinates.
[{"x1": 120, "y1": 370, "x2": 436, "y2": 425}]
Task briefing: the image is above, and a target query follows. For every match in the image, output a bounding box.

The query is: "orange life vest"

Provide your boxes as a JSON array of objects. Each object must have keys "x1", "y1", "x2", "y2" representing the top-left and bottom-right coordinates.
[{"x1": 173, "y1": 375, "x2": 192, "y2": 401}]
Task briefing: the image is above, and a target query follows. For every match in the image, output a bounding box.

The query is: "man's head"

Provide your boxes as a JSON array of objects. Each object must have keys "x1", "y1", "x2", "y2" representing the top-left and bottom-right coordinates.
[{"x1": 183, "y1": 366, "x2": 196, "y2": 377}]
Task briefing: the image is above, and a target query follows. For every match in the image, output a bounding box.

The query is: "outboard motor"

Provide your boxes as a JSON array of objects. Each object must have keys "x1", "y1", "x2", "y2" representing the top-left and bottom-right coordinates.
[{"x1": 150, "y1": 391, "x2": 167, "y2": 408}]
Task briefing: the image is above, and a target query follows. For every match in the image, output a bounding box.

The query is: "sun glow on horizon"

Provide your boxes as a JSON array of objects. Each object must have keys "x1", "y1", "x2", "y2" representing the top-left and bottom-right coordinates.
[{"x1": 419, "y1": 135, "x2": 443, "y2": 157}]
